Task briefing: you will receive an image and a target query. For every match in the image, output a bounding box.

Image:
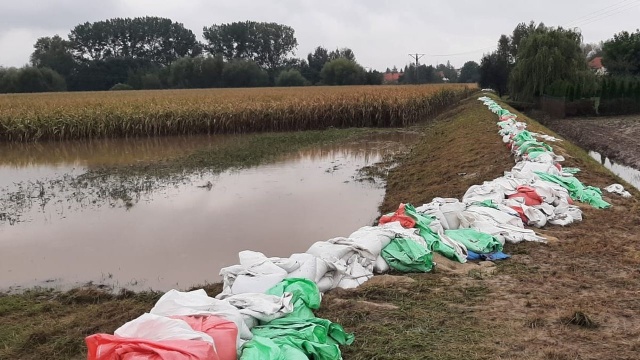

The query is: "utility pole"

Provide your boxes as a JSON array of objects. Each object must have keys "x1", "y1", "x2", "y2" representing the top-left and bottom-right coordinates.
[{"x1": 408, "y1": 53, "x2": 425, "y2": 83}]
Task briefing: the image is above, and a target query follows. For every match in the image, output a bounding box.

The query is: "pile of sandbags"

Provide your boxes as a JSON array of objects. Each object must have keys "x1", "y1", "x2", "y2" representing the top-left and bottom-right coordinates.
[{"x1": 85, "y1": 95, "x2": 622, "y2": 360}]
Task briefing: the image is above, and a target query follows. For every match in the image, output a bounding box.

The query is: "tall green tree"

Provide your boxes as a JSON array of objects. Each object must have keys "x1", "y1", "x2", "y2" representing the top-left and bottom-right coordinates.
[
  {"x1": 69, "y1": 17, "x2": 201, "y2": 65},
  {"x1": 508, "y1": 27, "x2": 587, "y2": 101},
  {"x1": 222, "y1": 59, "x2": 269, "y2": 88},
  {"x1": 275, "y1": 69, "x2": 307, "y2": 87},
  {"x1": 365, "y1": 70, "x2": 384, "y2": 85},
  {"x1": 458, "y1": 61, "x2": 480, "y2": 83},
  {"x1": 329, "y1": 48, "x2": 356, "y2": 61},
  {"x1": 168, "y1": 56, "x2": 224, "y2": 89},
  {"x1": 436, "y1": 61, "x2": 458, "y2": 82},
  {"x1": 68, "y1": 58, "x2": 152, "y2": 91},
  {"x1": 401, "y1": 64, "x2": 437, "y2": 84},
  {"x1": 30, "y1": 35, "x2": 75, "y2": 78},
  {"x1": 603, "y1": 30, "x2": 640, "y2": 76},
  {"x1": 320, "y1": 58, "x2": 366, "y2": 85},
  {"x1": 0, "y1": 67, "x2": 66, "y2": 93},
  {"x1": 306, "y1": 46, "x2": 331, "y2": 84},
  {"x1": 479, "y1": 52, "x2": 509, "y2": 97},
  {"x1": 203, "y1": 21, "x2": 298, "y2": 71}
]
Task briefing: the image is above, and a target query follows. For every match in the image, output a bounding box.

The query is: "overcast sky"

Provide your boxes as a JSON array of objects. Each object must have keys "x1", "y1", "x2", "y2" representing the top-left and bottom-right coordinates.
[{"x1": 1, "y1": 0, "x2": 639, "y2": 70}]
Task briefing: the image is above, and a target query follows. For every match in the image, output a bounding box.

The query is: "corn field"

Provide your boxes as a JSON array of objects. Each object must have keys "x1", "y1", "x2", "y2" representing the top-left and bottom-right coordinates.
[{"x1": 0, "y1": 84, "x2": 475, "y2": 142}]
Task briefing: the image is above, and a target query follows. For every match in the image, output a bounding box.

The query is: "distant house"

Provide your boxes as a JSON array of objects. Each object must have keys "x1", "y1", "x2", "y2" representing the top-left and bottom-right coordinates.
[
  {"x1": 383, "y1": 71, "x2": 402, "y2": 84},
  {"x1": 588, "y1": 56, "x2": 607, "y2": 76}
]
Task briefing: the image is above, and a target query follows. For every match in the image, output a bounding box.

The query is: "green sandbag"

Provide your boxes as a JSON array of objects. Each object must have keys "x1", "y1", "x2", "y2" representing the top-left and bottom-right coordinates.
[
  {"x1": 404, "y1": 204, "x2": 465, "y2": 262},
  {"x1": 444, "y1": 229, "x2": 503, "y2": 254},
  {"x1": 240, "y1": 279, "x2": 355, "y2": 360},
  {"x1": 527, "y1": 149, "x2": 548, "y2": 159},
  {"x1": 512, "y1": 130, "x2": 536, "y2": 146},
  {"x1": 535, "y1": 171, "x2": 611, "y2": 209},
  {"x1": 266, "y1": 278, "x2": 320, "y2": 320},
  {"x1": 242, "y1": 318, "x2": 354, "y2": 360},
  {"x1": 240, "y1": 336, "x2": 288, "y2": 360},
  {"x1": 381, "y1": 238, "x2": 433, "y2": 273},
  {"x1": 518, "y1": 140, "x2": 552, "y2": 154}
]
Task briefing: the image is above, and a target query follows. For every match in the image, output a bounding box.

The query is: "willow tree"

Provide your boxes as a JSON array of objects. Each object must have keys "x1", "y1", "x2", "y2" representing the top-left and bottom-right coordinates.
[{"x1": 509, "y1": 27, "x2": 587, "y2": 102}]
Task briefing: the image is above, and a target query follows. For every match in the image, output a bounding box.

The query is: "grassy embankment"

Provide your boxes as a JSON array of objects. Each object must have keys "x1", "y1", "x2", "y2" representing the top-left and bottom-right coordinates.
[
  {"x1": 0, "y1": 84, "x2": 472, "y2": 142},
  {"x1": 2, "y1": 95, "x2": 639, "y2": 359}
]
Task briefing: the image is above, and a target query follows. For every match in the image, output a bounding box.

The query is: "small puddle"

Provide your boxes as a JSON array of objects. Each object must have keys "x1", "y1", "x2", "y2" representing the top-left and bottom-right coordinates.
[
  {"x1": 0, "y1": 132, "x2": 417, "y2": 292},
  {"x1": 589, "y1": 151, "x2": 640, "y2": 190}
]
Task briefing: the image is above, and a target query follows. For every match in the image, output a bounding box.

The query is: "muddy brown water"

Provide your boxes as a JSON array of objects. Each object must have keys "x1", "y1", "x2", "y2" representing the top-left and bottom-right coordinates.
[{"x1": 0, "y1": 133, "x2": 415, "y2": 292}]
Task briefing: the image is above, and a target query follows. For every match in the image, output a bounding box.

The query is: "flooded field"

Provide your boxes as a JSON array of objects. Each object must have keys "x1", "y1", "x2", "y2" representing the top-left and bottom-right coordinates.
[{"x1": 0, "y1": 131, "x2": 416, "y2": 292}]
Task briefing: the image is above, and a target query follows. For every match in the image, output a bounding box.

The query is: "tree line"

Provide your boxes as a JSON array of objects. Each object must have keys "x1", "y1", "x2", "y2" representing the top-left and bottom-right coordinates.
[
  {"x1": 0, "y1": 17, "x2": 387, "y2": 93},
  {"x1": 479, "y1": 21, "x2": 640, "y2": 110}
]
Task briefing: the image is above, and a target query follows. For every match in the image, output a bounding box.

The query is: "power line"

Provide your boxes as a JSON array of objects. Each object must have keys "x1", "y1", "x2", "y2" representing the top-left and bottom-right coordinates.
[
  {"x1": 571, "y1": 1, "x2": 640, "y2": 28},
  {"x1": 406, "y1": 1, "x2": 639, "y2": 66},
  {"x1": 567, "y1": 0, "x2": 640, "y2": 28},
  {"x1": 564, "y1": 0, "x2": 634, "y2": 27}
]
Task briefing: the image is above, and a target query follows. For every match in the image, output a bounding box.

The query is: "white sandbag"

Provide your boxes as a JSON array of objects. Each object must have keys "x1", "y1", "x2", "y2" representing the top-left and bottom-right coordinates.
[
  {"x1": 231, "y1": 273, "x2": 286, "y2": 295},
  {"x1": 286, "y1": 253, "x2": 329, "y2": 284},
  {"x1": 521, "y1": 204, "x2": 547, "y2": 228},
  {"x1": 549, "y1": 204, "x2": 583, "y2": 226},
  {"x1": 512, "y1": 161, "x2": 562, "y2": 177},
  {"x1": 463, "y1": 183, "x2": 506, "y2": 204},
  {"x1": 459, "y1": 210, "x2": 545, "y2": 243},
  {"x1": 464, "y1": 205, "x2": 523, "y2": 228},
  {"x1": 116, "y1": 313, "x2": 214, "y2": 344},
  {"x1": 416, "y1": 198, "x2": 466, "y2": 230},
  {"x1": 306, "y1": 238, "x2": 377, "y2": 291},
  {"x1": 529, "y1": 179, "x2": 571, "y2": 205},
  {"x1": 489, "y1": 176, "x2": 528, "y2": 196},
  {"x1": 268, "y1": 257, "x2": 301, "y2": 273},
  {"x1": 150, "y1": 289, "x2": 251, "y2": 345},
  {"x1": 220, "y1": 251, "x2": 289, "y2": 296},
  {"x1": 380, "y1": 221, "x2": 428, "y2": 248},
  {"x1": 348, "y1": 225, "x2": 396, "y2": 256},
  {"x1": 605, "y1": 184, "x2": 632, "y2": 198},
  {"x1": 374, "y1": 256, "x2": 390, "y2": 273},
  {"x1": 220, "y1": 293, "x2": 293, "y2": 329}
]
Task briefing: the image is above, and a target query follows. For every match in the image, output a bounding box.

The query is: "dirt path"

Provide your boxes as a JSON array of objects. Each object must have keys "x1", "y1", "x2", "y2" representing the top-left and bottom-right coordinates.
[
  {"x1": 1, "y1": 97, "x2": 639, "y2": 360},
  {"x1": 541, "y1": 114, "x2": 640, "y2": 169}
]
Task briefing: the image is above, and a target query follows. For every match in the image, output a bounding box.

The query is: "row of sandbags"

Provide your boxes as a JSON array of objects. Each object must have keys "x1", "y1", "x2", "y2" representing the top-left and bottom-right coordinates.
[{"x1": 85, "y1": 95, "x2": 619, "y2": 360}]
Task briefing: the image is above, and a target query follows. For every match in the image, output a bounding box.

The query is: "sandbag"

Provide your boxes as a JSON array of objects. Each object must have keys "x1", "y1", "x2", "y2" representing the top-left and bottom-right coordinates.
[
  {"x1": 381, "y1": 238, "x2": 433, "y2": 273},
  {"x1": 173, "y1": 316, "x2": 238, "y2": 360},
  {"x1": 444, "y1": 229, "x2": 503, "y2": 254},
  {"x1": 86, "y1": 334, "x2": 218, "y2": 360},
  {"x1": 150, "y1": 289, "x2": 252, "y2": 345},
  {"x1": 115, "y1": 313, "x2": 214, "y2": 344}
]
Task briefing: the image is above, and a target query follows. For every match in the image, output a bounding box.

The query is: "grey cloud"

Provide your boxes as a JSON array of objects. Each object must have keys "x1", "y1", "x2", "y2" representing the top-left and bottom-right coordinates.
[{"x1": 1, "y1": 0, "x2": 639, "y2": 69}]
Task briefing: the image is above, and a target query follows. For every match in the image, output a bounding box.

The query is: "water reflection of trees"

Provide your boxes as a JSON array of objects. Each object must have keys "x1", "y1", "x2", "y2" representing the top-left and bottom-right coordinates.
[
  {"x1": 0, "y1": 132, "x2": 419, "y2": 225},
  {"x1": 0, "y1": 135, "x2": 239, "y2": 168}
]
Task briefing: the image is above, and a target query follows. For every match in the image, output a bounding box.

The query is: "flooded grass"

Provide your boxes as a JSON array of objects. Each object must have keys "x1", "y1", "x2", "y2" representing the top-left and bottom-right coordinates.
[
  {"x1": 0, "y1": 128, "x2": 390, "y2": 225},
  {"x1": 0, "y1": 128, "x2": 421, "y2": 292}
]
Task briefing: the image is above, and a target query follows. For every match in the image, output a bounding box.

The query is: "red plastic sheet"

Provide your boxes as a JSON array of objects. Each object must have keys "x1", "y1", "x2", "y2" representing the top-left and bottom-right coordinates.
[
  {"x1": 172, "y1": 316, "x2": 237, "y2": 360},
  {"x1": 86, "y1": 334, "x2": 218, "y2": 360},
  {"x1": 508, "y1": 186, "x2": 544, "y2": 206},
  {"x1": 378, "y1": 203, "x2": 416, "y2": 228}
]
